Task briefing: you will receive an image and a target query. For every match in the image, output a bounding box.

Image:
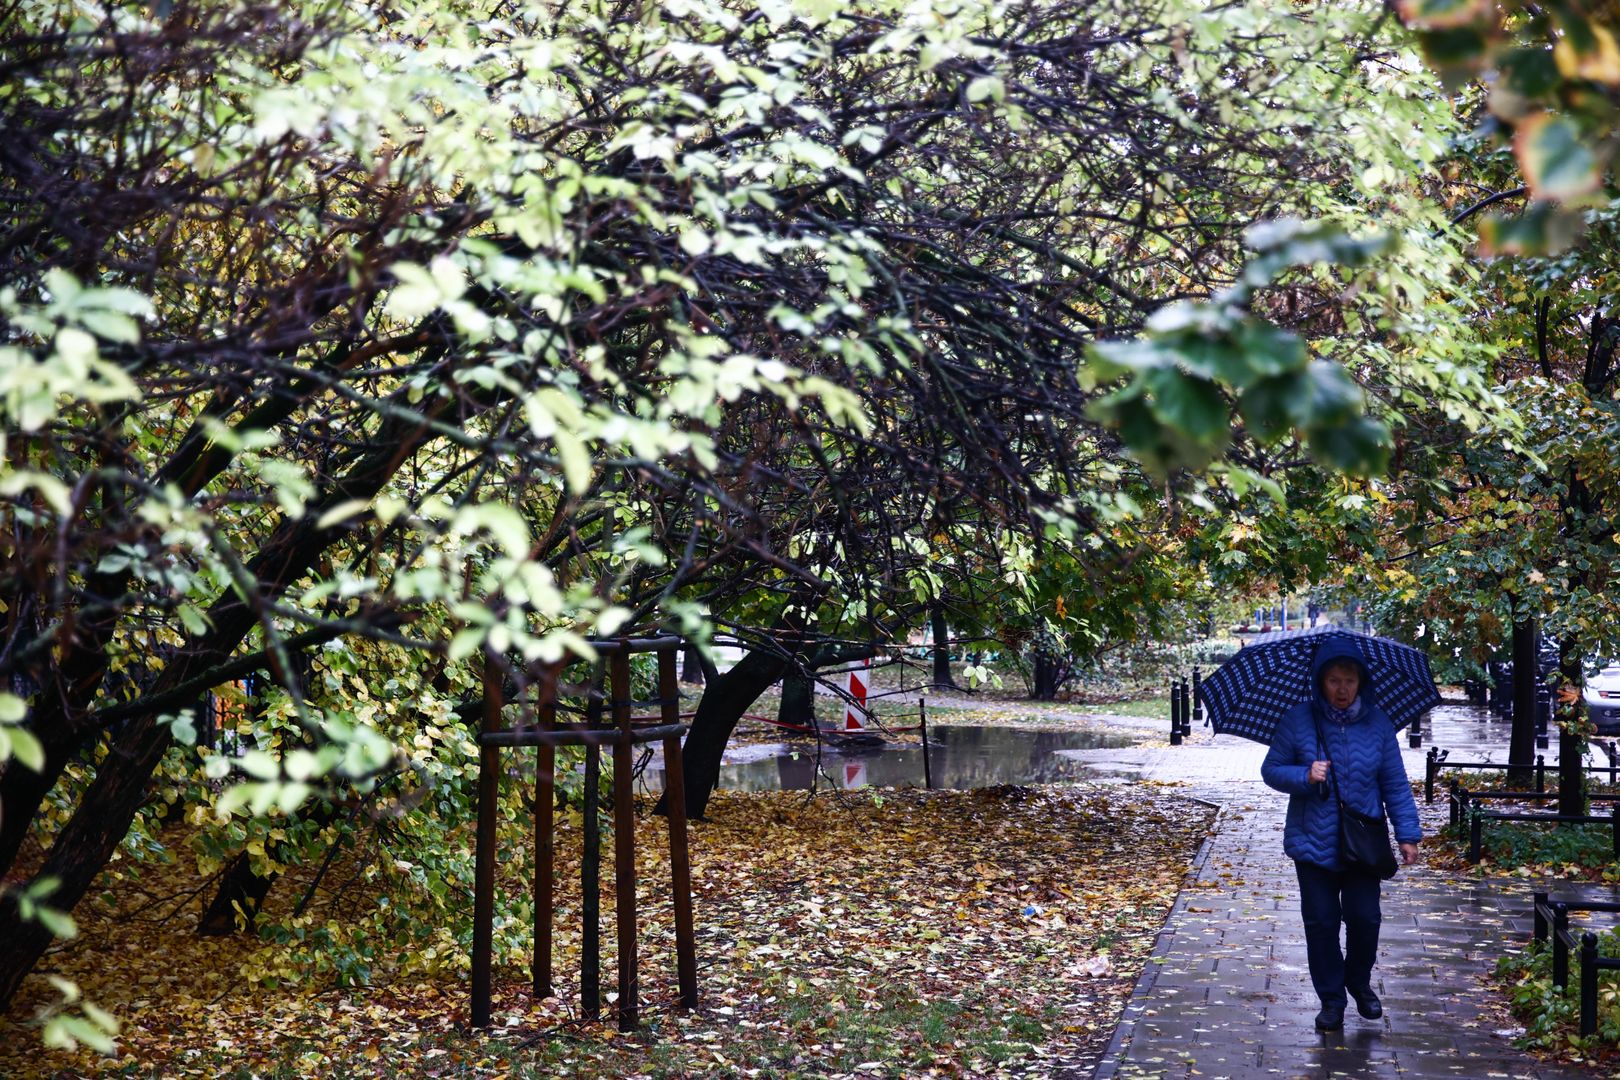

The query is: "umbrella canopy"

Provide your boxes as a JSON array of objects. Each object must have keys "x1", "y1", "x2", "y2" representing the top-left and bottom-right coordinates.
[{"x1": 1200, "y1": 625, "x2": 1441, "y2": 744}]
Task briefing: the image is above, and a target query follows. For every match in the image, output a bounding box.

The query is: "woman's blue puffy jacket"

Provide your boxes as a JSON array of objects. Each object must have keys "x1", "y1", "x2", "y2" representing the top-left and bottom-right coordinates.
[{"x1": 1260, "y1": 636, "x2": 1423, "y2": 870}]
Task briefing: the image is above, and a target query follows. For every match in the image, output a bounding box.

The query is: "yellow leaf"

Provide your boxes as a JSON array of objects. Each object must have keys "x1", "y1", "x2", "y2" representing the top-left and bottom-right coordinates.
[{"x1": 1555, "y1": 26, "x2": 1620, "y2": 85}]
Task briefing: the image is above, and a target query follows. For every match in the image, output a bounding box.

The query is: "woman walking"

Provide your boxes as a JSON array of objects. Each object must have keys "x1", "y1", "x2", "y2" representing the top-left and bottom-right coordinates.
[{"x1": 1261, "y1": 636, "x2": 1422, "y2": 1032}]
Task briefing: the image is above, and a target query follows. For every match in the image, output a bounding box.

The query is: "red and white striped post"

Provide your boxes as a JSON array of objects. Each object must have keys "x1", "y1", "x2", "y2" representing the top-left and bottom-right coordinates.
[{"x1": 844, "y1": 658, "x2": 870, "y2": 731}]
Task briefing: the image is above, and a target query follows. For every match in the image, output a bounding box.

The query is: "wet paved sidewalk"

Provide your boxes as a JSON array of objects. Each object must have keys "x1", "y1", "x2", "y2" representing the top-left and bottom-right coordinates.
[{"x1": 1068, "y1": 701, "x2": 1612, "y2": 1080}]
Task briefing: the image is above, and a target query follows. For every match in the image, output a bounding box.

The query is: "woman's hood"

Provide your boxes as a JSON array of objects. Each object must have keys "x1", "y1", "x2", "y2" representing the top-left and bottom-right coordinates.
[{"x1": 1311, "y1": 635, "x2": 1375, "y2": 715}]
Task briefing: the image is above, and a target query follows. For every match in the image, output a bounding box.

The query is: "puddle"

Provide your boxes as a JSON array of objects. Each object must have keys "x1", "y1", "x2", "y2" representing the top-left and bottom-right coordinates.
[{"x1": 638, "y1": 724, "x2": 1136, "y2": 793}]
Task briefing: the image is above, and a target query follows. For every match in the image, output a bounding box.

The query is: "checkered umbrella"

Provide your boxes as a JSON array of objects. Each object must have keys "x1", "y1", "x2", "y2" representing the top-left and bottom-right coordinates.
[{"x1": 1200, "y1": 625, "x2": 1441, "y2": 744}]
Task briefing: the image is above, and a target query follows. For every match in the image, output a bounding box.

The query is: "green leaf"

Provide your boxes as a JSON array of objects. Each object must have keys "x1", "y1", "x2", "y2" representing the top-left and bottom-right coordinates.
[
  {"x1": 215, "y1": 782, "x2": 259, "y2": 819},
  {"x1": 553, "y1": 426, "x2": 592, "y2": 494},
  {"x1": 1498, "y1": 46, "x2": 1563, "y2": 100},
  {"x1": 44, "y1": 1013, "x2": 115, "y2": 1055},
  {"x1": 1239, "y1": 222, "x2": 1393, "y2": 292},
  {"x1": 447, "y1": 626, "x2": 487, "y2": 662},
  {"x1": 1296, "y1": 360, "x2": 1365, "y2": 426},
  {"x1": 0, "y1": 692, "x2": 26, "y2": 723},
  {"x1": 456, "y1": 502, "x2": 529, "y2": 556},
  {"x1": 0, "y1": 469, "x2": 73, "y2": 516},
  {"x1": 44, "y1": 973, "x2": 78, "y2": 1001},
  {"x1": 1515, "y1": 113, "x2": 1602, "y2": 201},
  {"x1": 384, "y1": 262, "x2": 443, "y2": 321},
  {"x1": 77, "y1": 310, "x2": 141, "y2": 344},
  {"x1": 1477, "y1": 202, "x2": 1585, "y2": 256},
  {"x1": 36, "y1": 904, "x2": 78, "y2": 940},
  {"x1": 1308, "y1": 415, "x2": 1391, "y2": 477},
  {"x1": 1086, "y1": 337, "x2": 1171, "y2": 381},
  {"x1": 276, "y1": 781, "x2": 313, "y2": 815},
  {"x1": 162, "y1": 712, "x2": 197, "y2": 747},
  {"x1": 239, "y1": 749, "x2": 280, "y2": 780},
  {"x1": 1145, "y1": 369, "x2": 1229, "y2": 444},
  {"x1": 79, "y1": 1000, "x2": 120, "y2": 1036},
  {"x1": 1238, "y1": 371, "x2": 1309, "y2": 442},
  {"x1": 1240, "y1": 360, "x2": 1363, "y2": 444},
  {"x1": 1160, "y1": 335, "x2": 1246, "y2": 384},
  {"x1": 5, "y1": 725, "x2": 45, "y2": 771},
  {"x1": 80, "y1": 286, "x2": 153, "y2": 317},
  {"x1": 1397, "y1": 0, "x2": 1493, "y2": 30},
  {"x1": 42, "y1": 268, "x2": 81, "y2": 303},
  {"x1": 177, "y1": 604, "x2": 211, "y2": 636},
  {"x1": 965, "y1": 76, "x2": 1004, "y2": 104},
  {"x1": 1415, "y1": 26, "x2": 1493, "y2": 89},
  {"x1": 315, "y1": 498, "x2": 372, "y2": 530},
  {"x1": 1232, "y1": 321, "x2": 1309, "y2": 382}
]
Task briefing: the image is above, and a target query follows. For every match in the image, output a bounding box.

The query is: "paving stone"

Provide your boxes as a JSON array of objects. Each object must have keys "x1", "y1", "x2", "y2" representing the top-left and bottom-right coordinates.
[{"x1": 1082, "y1": 701, "x2": 1607, "y2": 1080}]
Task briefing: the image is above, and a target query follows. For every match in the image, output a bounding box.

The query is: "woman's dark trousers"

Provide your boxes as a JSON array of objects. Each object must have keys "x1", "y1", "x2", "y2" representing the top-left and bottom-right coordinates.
[{"x1": 1295, "y1": 861, "x2": 1382, "y2": 1007}]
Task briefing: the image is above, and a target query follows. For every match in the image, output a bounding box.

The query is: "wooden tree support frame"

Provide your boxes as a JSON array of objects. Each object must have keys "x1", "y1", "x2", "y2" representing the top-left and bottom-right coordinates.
[{"x1": 471, "y1": 635, "x2": 698, "y2": 1031}]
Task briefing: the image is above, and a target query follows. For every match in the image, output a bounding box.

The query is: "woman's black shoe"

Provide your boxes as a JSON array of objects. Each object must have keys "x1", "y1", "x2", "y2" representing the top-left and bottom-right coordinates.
[
  {"x1": 1314, "y1": 1005, "x2": 1345, "y2": 1031},
  {"x1": 1348, "y1": 986, "x2": 1382, "y2": 1020}
]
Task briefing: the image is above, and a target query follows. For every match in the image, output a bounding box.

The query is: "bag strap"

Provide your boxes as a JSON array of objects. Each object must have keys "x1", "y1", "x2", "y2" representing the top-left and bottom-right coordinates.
[{"x1": 1313, "y1": 707, "x2": 1392, "y2": 826}]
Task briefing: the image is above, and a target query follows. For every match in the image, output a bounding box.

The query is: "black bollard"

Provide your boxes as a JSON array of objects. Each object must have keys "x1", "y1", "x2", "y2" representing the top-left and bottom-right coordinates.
[
  {"x1": 919, "y1": 698, "x2": 934, "y2": 791},
  {"x1": 582, "y1": 742, "x2": 601, "y2": 1019},
  {"x1": 1170, "y1": 679, "x2": 1183, "y2": 746},
  {"x1": 1537, "y1": 685, "x2": 1551, "y2": 750},
  {"x1": 1582, "y1": 932, "x2": 1600, "y2": 1036},
  {"x1": 1178, "y1": 679, "x2": 1192, "y2": 736},
  {"x1": 1553, "y1": 903, "x2": 1571, "y2": 988},
  {"x1": 1191, "y1": 668, "x2": 1204, "y2": 726}
]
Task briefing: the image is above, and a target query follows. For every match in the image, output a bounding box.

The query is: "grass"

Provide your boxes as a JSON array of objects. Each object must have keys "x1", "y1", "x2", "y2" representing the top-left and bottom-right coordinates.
[
  {"x1": 1074, "y1": 696, "x2": 1171, "y2": 721},
  {"x1": 128, "y1": 978, "x2": 1060, "y2": 1079}
]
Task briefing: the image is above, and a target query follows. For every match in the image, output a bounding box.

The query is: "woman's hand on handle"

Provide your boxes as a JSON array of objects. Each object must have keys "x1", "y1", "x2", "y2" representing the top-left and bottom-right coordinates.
[
  {"x1": 1308, "y1": 760, "x2": 1330, "y2": 784},
  {"x1": 1399, "y1": 842, "x2": 1421, "y2": 866}
]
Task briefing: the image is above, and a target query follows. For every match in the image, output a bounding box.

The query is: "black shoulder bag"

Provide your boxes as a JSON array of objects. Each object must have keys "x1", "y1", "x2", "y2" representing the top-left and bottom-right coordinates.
[{"x1": 1313, "y1": 709, "x2": 1398, "y2": 880}]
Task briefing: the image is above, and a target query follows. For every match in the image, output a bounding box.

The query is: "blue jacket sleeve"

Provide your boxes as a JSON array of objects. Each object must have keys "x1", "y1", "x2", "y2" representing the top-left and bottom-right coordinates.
[
  {"x1": 1262, "y1": 710, "x2": 1314, "y2": 795},
  {"x1": 1379, "y1": 722, "x2": 1422, "y2": 844}
]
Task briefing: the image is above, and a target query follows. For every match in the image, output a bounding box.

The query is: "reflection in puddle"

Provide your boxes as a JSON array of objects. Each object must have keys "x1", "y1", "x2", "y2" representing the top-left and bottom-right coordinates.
[{"x1": 639, "y1": 725, "x2": 1135, "y2": 793}]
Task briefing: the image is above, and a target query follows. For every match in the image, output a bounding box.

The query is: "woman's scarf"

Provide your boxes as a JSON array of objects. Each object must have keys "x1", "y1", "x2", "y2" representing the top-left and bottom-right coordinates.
[{"x1": 1323, "y1": 696, "x2": 1364, "y2": 726}]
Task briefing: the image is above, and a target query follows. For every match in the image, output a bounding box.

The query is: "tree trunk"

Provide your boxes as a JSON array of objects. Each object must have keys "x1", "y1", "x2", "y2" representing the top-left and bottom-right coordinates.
[
  {"x1": 0, "y1": 359, "x2": 384, "y2": 877},
  {"x1": 0, "y1": 738, "x2": 76, "y2": 875},
  {"x1": 1558, "y1": 636, "x2": 1587, "y2": 817},
  {"x1": 196, "y1": 853, "x2": 279, "y2": 936},
  {"x1": 0, "y1": 657, "x2": 125, "y2": 875},
  {"x1": 1508, "y1": 617, "x2": 1538, "y2": 787},
  {"x1": 1031, "y1": 650, "x2": 1059, "y2": 702},
  {"x1": 195, "y1": 795, "x2": 344, "y2": 935},
  {"x1": 777, "y1": 670, "x2": 816, "y2": 728},
  {"x1": 930, "y1": 606, "x2": 956, "y2": 690},
  {"x1": 0, "y1": 712, "x2": 172, "y2": 1008},
  {"x1": 0, "y1": 425, "x2": 432, "y2": 1008},
  {"x1": 656, "y1": 647, "x2": 789, "y2": 820}
]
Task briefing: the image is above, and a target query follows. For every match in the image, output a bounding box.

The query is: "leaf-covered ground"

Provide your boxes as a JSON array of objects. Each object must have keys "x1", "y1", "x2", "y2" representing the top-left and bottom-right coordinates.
[{"x1": 2, "y1": 785, "x2": 1213, "y2": 1078}]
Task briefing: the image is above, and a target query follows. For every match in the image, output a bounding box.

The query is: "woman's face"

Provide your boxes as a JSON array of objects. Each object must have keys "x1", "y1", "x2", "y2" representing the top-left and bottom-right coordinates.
[{"x1": 1323, "y1": 665, "x2": 1361, "y2": 711}]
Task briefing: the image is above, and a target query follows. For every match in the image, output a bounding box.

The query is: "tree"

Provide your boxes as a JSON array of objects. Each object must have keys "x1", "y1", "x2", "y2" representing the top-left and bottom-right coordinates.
[{"x1": 0, "y1": 0, "x2": 1467, "y2": 1019}]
